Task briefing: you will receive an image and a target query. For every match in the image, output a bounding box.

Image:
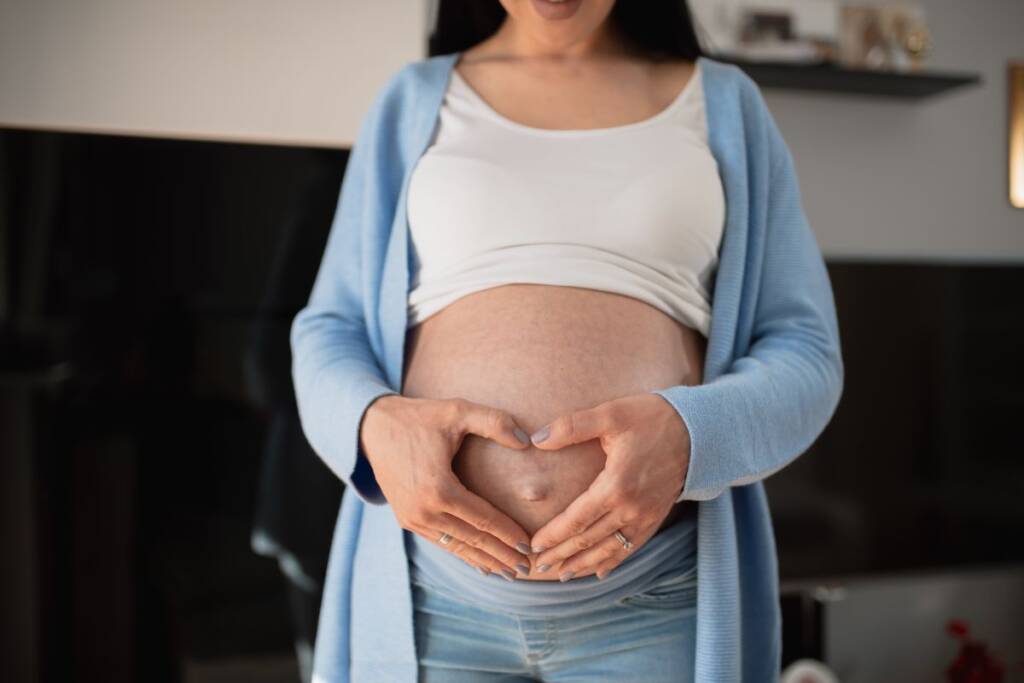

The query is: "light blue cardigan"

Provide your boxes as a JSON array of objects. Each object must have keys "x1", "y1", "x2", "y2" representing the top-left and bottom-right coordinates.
[{"x1": 291, "y1": 51, "x2": 844, "y2": 683}]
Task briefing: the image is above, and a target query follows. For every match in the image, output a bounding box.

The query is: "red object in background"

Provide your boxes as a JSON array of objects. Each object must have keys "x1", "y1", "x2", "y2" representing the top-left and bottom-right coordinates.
[{"x1": 946, "y1": 619, "x2": 1006, "y2": 683}]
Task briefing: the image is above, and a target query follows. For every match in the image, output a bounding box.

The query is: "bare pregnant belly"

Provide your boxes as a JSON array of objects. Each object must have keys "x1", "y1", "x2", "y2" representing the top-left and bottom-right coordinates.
[{"x1": 401, "y1": 284, "x2": 706, "y2": 579}]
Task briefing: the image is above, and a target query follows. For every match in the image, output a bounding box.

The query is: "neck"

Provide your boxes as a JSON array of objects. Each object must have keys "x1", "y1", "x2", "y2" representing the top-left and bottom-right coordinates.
[{"x1": 489, "y1": 15, "x2": 631, "y2": 64}]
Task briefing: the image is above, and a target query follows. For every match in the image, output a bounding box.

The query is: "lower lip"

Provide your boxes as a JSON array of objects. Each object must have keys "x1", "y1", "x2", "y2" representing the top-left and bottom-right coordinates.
[{"x1": 531, "y1": 0, "x2": 583, "y2": 21}]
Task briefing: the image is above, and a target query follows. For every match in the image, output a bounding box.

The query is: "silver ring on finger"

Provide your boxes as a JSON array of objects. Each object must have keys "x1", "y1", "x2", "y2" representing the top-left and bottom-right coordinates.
[
  {"x1": 614, "y1": 530, "x2": 633, "y2": 551},
  {"x1": 438, "y1": 532, "x2": 453, "y2": 545}
]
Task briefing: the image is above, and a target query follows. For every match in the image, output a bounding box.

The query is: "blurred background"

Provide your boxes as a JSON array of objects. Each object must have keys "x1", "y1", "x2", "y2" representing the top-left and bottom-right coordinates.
[{"x1": 1, "y1": 1, "x2": 1022, "y2": 682}]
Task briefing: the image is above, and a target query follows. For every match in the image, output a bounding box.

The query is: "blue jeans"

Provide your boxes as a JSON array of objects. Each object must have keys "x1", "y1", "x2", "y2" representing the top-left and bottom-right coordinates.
[{"x1": 410, "y1": 552, "x2": 698, "y2": 682}]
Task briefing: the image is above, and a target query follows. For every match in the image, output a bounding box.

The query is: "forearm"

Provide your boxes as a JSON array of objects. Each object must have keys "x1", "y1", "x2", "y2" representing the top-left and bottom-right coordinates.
[
  {"x1": 654, "y1": 331, "x2": 842, "y2": 501},
  {"x1": 290, "y1": 308, "x2": 399, "y2": 505},
  {"x1": 656, "y1": 121, "x2": 845, "y2": 502}
]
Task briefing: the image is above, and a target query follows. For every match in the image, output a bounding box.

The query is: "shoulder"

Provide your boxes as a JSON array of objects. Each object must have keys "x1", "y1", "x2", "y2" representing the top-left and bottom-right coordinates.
[
  {"x1": 370, "y1": 53, "x2": 455, "y2": 108},
  {"x1": 699, "y1": 54, "x2": 789, "y2": 170},
  {"x1": 698, "y1": 55, "x2": 771, "y2": 114},
  {"x1": 351, "y1": 53, "x2": 453, "y2": 145}
]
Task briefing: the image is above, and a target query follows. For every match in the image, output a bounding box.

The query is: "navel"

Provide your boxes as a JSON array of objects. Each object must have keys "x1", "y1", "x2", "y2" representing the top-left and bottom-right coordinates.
[{"x1": 518, "y1": 482, "x2": 550, "y2": 503}]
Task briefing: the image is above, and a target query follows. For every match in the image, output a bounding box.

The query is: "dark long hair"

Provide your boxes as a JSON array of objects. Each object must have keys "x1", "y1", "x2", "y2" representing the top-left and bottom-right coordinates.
[{"x1": 428, "y1": 0, "x2": 707, "y2": 62}]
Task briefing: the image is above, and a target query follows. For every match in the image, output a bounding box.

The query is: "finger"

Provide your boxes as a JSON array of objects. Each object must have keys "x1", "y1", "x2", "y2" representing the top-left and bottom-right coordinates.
[
  {"x1": 410, "y1": 522, "x2": 519, "y2": 580},
  {"x1": 529, "y1": 400, "x2": 623, "y2": 451},
  {"x1": 441, "y1": 477, "x2": 533, "y2": 560},
  {"x1": 453, "y1": 399, "x2": 531, "y2": 450},
  {"x1": 532, "y1": 509, "x2": 624, "y2": 575},
  {"x1": 434, "y1": 512, "x2": 531, "y2": 577},
  {"x1": 559, "y1": 522, "x2": 647, "y2": 581},
  {"x1": 593, "y1": 523, "x2": 646, "y2": 580},
  {"x1": 529, "y1": 472, "x2": 614, "y2": 553}
]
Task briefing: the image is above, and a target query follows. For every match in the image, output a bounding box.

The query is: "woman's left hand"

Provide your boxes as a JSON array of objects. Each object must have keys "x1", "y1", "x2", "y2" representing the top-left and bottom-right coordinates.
[{"x1": 527, "y1": 393, "x2": 691, "y2": 581}]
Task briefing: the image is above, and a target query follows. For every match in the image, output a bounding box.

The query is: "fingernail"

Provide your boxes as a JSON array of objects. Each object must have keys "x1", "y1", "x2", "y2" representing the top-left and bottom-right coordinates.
[
  {"x1": 477, "y1": 566, "x2": 489, "y2": 576},
  {"x1": 531, "y1": 545, "x2": 546, "y2": 553},
  {"x1": 530, "y1": 426, "x2": 550, "y2": 445},
  {"x1": 538, "y1": 564, "x2": 551, "y2": 573},
  {"x1": 500, "y1": 568, "x2": 516, "y2": 582},
  {"x1": 559, "y1": 571, "x2": 575, "y2": 582},
  {"x1": 516, "y1": 542, "x2": 531, "y2": 554},
  {"x1": 514, "y1": 427, "x2": 531, "y2": 446},
  {"x1": 596, "y1": 571, "x2": 606, "y2": 580},
  {"x1": 516, "y1": 563, "x2": 530, "y2": 576}
]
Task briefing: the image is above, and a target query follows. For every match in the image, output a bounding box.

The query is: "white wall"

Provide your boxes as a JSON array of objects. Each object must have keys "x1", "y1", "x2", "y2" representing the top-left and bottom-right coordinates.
[{"x1": 0, "y1": 0, "x2": 430, "y2": 148}]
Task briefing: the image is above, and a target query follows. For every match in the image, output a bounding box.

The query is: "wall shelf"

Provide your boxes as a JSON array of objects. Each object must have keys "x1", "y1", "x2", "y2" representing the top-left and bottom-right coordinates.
[{"x1": 715, "y1": 56, "x2": 982, "y2": 99}]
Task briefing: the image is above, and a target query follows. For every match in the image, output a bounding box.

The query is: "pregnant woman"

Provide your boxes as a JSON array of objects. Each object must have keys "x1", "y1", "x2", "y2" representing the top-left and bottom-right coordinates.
[{"x1": 290, "y1": 1, "x2": 844, "y2": 682}]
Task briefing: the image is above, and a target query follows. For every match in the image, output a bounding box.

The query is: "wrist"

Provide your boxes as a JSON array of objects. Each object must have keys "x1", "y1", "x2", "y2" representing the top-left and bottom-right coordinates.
[
  {"x1": 368, "y1": 392, "x2": 405, "y2": 416},
  {"x1": 360, "y1": 392, "x2": 404, "y2": 460},
  {"x1": 648, "y1": 391, "x2": 692, "y2": 455}
]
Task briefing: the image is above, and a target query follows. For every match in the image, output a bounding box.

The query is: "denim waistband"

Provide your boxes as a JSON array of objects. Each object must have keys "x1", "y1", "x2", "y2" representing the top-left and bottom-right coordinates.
[{"x1": 404, "y1": 506, "x2": 698, "y2": 619}]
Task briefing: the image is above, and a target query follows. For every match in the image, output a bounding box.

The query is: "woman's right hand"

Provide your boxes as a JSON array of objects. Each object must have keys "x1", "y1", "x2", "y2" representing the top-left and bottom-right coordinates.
[{"x1": 360, "y1": 394, "x2": 534, "y2": 579}]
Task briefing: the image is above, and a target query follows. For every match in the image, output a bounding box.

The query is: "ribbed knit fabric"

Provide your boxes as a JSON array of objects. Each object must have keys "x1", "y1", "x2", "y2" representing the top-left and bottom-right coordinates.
[{"x1": 291, "y1": 52, "x2": 844, "y2": 683}]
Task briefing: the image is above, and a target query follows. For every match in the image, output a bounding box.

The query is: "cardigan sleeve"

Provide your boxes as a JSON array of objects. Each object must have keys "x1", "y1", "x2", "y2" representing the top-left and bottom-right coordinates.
[
  {"x1": 653, "y1": 88, "x2": 844, "y2": 503},
  {"x1": 289, "y1": 76, "x2": 402, "y2": 508}
]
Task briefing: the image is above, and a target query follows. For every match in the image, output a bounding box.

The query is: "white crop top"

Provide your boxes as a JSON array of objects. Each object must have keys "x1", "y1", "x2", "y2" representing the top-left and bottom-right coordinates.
[{"x1": 405, "y1": 59, "x2": 725, "y2": 336}]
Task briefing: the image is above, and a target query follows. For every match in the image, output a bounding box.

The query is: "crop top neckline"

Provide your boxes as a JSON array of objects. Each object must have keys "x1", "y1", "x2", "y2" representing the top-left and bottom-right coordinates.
[{"x1": 448, "y1": 56, "x2": 704, "y2": 138}]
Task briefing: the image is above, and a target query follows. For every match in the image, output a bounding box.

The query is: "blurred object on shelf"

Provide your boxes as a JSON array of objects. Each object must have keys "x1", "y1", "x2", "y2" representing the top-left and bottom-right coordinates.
[
  {"x1": 689, "y1": 0, "x2": 839, "y2": 63},
  {"x1": 690, "y1": 1, "x2": 933, "y2": 71},
  {"x1": 736, "y1": 8, "x2": 831, "y2": 62},
  {"x1": 838, "y1": 3, "x2": 932, "y2": 71}
]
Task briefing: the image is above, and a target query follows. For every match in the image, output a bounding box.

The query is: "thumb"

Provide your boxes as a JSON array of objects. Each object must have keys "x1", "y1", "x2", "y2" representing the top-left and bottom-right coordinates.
[
  {"x1": 454, "y1": 399, "x2": 531, "y2": 450},
  {"x1": 529, "y1": 403, "x2": 614, "y2": 450}
]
